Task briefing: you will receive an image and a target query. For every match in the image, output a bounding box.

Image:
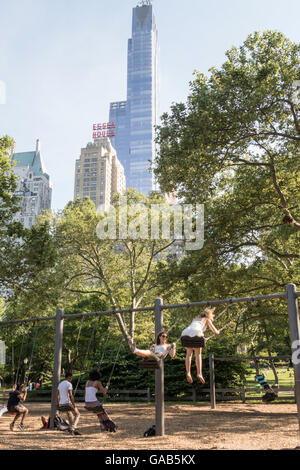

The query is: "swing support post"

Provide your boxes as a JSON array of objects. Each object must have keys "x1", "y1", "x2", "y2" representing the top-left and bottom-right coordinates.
[
  {"x1": 50, "y1": 308, "x2": 64, "y2": 430},
  {"x1": 155, "y1": 298, "x2": 164, "y2": 437},
  {"x1": 209, "y1": 354, "x2": 216, "y2": 409},
  {"x1": 286, "y1": 284, "x2": 300, "y2": 437}
]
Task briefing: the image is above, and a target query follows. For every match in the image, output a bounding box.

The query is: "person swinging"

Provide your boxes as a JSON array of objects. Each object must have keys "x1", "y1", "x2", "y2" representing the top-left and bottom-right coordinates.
[
  {"x1": 129, "y1": 331, "x2": 176, "y2": 361},
  {"x1": 84, "y1": 369, "x2": 117, "y2": 432},
  {"x1": 181, "y1": 308, "x2": 219, "y2": 384}
]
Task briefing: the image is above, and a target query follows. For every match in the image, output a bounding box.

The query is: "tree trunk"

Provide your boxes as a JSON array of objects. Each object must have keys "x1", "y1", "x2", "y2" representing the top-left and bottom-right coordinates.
[
  {"x1": 65, "y1": 348, "x2": 72, "y2": 372},
  {"x1": 129, "y1": 298, "x2": 137, "y2": 340},
  {"x1": 250, "y1": 344, "x2": 260, "y2": 375},
  {"x1": 263, "y1": 321, "x2": 279, "y2": 386}
]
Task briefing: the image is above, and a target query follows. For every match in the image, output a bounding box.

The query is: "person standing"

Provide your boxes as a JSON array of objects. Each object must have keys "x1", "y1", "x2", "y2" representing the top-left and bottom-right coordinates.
[{"x1": 56, "y1": 372, "x2": 80, "y2": 435}]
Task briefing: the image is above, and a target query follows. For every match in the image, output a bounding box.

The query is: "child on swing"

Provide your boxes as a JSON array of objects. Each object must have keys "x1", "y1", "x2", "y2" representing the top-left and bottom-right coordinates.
[
  {"x1": 7, "y1": 384, "x2": 29, "y2": 431},
  {"x1": 129, "y1": 331, "x2": 176, "y2": 361},
  {"x1": 181, "y1": 308, "x2": 219, "y2": 384}
]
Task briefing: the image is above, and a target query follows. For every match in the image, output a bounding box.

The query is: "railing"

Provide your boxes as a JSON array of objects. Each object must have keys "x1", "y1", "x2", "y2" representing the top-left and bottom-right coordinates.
[
  {"x1": 25, "y1": 388, "x2": 151, "y2": 403},
  {"x1": 174, "y1": 386, "x2": 295, "y2": 403}
]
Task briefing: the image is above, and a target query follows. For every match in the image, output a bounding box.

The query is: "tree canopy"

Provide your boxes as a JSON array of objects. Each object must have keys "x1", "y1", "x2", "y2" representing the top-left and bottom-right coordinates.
[{"x1": 155, "y1": 31, "x2": 300, "y2": 296}]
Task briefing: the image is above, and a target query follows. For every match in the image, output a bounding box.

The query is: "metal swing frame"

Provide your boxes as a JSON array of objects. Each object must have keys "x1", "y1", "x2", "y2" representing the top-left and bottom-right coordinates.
[{"x1": 0, "y1": 283, "x2": 299, "y2": 440}]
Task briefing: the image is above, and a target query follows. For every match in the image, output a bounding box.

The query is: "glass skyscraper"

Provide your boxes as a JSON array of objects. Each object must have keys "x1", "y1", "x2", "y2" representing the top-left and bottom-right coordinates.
[
  {"x1": 109, "y1": 101, "x2": 130, "y2": 184},
  {"x1": 109, "y1": 1, "x2": 159, "y2": 194}
]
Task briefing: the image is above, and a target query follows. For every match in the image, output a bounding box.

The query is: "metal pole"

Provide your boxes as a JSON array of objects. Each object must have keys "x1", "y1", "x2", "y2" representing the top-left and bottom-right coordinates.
[
  {"x1": 286, "y1": 284, "x2": 300, "y2": 437},
  {"x1": 50, "y1": 308, "x2": 64, "y2": 430},
  {"x1": 209, "y1": 353, "x2": 216, "y2": 409},
  {"x1": 155, "y1": 298, "x2": 164, "y2": 436}
]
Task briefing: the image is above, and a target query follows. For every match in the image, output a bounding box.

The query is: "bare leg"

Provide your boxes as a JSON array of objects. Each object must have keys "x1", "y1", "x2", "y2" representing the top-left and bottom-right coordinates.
[
  {"x1": 96, "y1": 410, "x2": 106, "y2": 429},
  {"x1": 20, "y1": 408, "x2": 28, "y2": 425},
  {"x1": 66, "y1": 411, "x2": 73, "y2": 429},
  {"x1": 10, "y1": 412, "x2": 21, "y2": 430},
  {"x1": 41, "y1": 416, "x2": 48, "y2": 428},
  {"x1": 133, "y1": 348, "x2": 153, "y2": 359},
  {"x1": 195, "y1": 348, "x2": 205, "y2": 383},
  {"x1": 185, "y1": 349, "x2": 194, "y2": 383},
  {"x1": 70, "y1": 407, "x2": 80, "y2": 430},
  {"x1": 12, "y1": 412, "x2": 21, "y2": 424}
]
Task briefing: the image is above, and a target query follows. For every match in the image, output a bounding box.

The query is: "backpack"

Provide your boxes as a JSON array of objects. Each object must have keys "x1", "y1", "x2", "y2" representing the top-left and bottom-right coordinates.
[
  {"x1": 47, "y1": 414, "x2": 69, "y2": 431},
  {"x1": 144, "y1": 424, "x2": 156, "y2": 437},
  {"x1": 102, "y1": 418, "x2": 118, "y2": 433}
]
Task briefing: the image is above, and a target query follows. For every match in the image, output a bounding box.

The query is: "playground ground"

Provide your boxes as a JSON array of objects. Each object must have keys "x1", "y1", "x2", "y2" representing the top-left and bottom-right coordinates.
[{"x1": 0, "y1": 402, "x2": 299, "y2": 450}]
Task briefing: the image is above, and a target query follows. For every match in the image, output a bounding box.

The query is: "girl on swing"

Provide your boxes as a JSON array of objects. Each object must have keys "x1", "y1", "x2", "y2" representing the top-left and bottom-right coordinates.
[
  {"x1": 181, "y1": 308, "x2": 219, "y2": 384},
  {"x1": 84, "y1": 369, "x2": 117, "y2": 432},
  {"x1": 129, "y1": 331, "x2": 176, "y2": 361}
]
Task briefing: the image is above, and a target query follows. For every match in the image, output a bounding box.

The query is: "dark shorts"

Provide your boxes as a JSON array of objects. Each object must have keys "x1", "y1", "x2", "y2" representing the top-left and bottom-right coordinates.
[
  {"x1": 181, "y1": 335, "x2": 206, "y2": 349},
  {"x1": 57, "y1": 404, "x2": 75, "y2": 413},
  {"x1": 8, "y1": 404, "x2": 26, "y2": 414},
  {"x1": 84, "y1": 402, "x2": 105, "y2": 414}
]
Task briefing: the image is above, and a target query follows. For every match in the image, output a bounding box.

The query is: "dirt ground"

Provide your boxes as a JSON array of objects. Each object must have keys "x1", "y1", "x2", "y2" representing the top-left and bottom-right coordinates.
[{"x1": 0, "y1": 402, "x2": 299, "y2": 450}]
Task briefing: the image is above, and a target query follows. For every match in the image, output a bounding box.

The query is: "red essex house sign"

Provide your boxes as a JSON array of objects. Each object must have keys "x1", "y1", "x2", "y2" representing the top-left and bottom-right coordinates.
[{"x1": 93, "y1": 122, "x2": 116, "y2": 139}]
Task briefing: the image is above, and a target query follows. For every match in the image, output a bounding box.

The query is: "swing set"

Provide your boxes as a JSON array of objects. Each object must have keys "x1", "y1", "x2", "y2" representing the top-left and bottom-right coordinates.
[{"x1": 0, "y1": 283, "x2": 299, "y2": 440}]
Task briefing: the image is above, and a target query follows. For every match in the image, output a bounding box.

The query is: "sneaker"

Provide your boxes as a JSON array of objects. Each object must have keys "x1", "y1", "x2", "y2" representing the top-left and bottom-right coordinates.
[
  {"x1": 0, "y1": 405, "x2": 7, "y2": 417},
  {"x1": 73, "y1": 429, "x2": 82, "y2": 436},
  {"x1": 10, "y1": 422, "x2": 15, "y2": 432},
  {"x1": 18, "y1": 424, "x2": 25, "y2": 431}
]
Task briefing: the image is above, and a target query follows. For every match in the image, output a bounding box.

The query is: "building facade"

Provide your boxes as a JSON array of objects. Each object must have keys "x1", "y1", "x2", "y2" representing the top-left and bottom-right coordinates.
[
  {"x1": 109, "y1": 1, "x2": 159, "y2": 195},
  {"x1": 74, "y1": 137, "x2": 126, "y2": 210},
  {"x1": 12, "y1": 140, "x2": 52, "y2": 229},
  {"x1": 109, "y1": 101, "x2": 130, "y2": 184}
]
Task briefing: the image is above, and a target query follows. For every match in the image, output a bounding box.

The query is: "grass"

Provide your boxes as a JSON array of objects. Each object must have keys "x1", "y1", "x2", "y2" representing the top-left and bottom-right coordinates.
[
  {"x1": 242, "y1": 365, "x2": 295, "y2": 403},
  {"x1": 246, "y1": 366, "x2": 294, "y2": 387}
]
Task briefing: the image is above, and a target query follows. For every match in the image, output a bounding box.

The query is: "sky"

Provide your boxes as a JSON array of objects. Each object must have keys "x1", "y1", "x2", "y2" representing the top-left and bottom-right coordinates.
[{"x1": 0, "y1": 0, "x2": 299, "y2": 210}]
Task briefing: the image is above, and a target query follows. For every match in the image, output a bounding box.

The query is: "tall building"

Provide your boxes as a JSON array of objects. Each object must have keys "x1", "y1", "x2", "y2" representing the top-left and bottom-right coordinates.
[
  {"x1": 109, "y1": 101, "x2": 130, "y2": 183},
  {"x1": 12, "y1": 140, "x2": 52, "y2": 229},
  {"x1": 109, "y1": 0, "x2": 159, "y2": 195},
  {"x1": 74, "y1": 137, "x2": 126, "y2": 210}
]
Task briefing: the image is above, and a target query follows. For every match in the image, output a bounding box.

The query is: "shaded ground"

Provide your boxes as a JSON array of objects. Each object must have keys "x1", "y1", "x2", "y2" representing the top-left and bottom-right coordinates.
[{"x1": 0, "y1": 402, "x2": 299, "y2": 450}]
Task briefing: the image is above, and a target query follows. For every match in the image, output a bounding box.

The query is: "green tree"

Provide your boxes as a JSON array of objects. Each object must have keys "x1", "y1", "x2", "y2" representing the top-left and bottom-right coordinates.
[
  {"x1": 0, "y1": 136, "x2": 25, "y2": 291},
  {"x1": 155, "y1": 31, "x2": 300, "y2": 295},
  {"x1": 12, "y1": 190, "x2": 183, "y2": 344}
]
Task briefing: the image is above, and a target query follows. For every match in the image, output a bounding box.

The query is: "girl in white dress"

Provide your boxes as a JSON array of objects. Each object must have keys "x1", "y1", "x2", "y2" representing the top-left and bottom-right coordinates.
[
  {"x1": 129, "y1": 332, "x2": 176, "y2": 360},
  {"x1": 181, "y1": 308, "x2": 219, "y2": 384}
]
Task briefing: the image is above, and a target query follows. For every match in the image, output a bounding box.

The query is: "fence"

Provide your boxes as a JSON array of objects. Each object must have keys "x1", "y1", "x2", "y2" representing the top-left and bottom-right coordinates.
[
  {"x1": 209, "y1": 354, "x2": 296, "y2": 408},
  {"x1": 180, "y1": 387, "x2": 295, "y2": 403},
  {"x1": 24, "y1": 388, "x2": 151, "y2": 403}
]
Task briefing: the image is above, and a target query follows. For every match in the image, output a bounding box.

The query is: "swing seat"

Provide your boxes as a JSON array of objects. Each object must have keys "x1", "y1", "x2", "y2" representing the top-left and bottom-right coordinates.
[
  {"x1": 139, "y1": 358, "x2": 161, "y2": 370},
  {"x1": 181, "y1": 336, "x2": 206, "y2": 348},
  {"x1": 84, "y1": 405, "x2": 105, "y2": 413}
]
